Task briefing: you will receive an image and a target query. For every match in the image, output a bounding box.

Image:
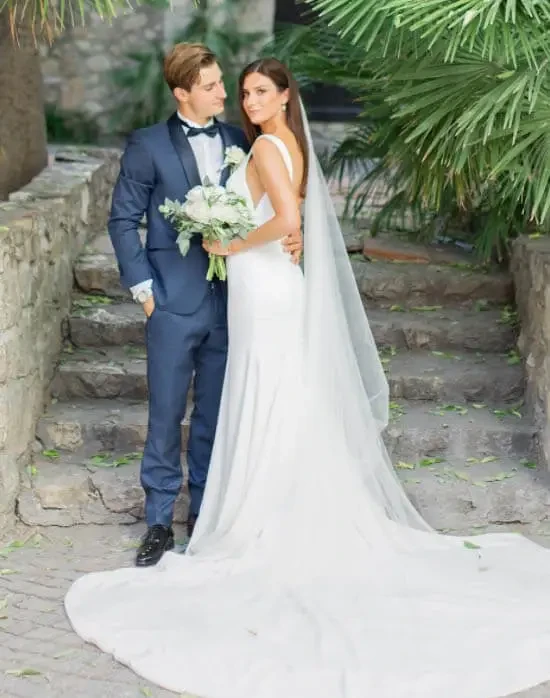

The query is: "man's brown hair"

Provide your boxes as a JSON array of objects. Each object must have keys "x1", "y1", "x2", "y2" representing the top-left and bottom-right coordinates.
[{"x1": 163, "y1": 43, "x2": 218, "y2": 92}]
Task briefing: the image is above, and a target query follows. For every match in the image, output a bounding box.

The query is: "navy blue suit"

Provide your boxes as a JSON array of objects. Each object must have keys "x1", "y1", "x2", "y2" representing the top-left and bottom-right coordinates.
[{"x1": 108, "y1": 112, "x2": 250, "y2": 526}]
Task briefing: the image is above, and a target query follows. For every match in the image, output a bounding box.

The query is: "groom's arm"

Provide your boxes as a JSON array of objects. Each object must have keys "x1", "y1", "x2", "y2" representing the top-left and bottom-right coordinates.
[{"x1": 108, "y1": 133, "x2": 154, "y2": 290}]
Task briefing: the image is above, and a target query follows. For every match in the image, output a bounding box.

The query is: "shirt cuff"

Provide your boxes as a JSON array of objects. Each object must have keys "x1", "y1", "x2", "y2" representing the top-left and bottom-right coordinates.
[{"x1": 129, "y1": 279, "x2": 153, "y2": 301}]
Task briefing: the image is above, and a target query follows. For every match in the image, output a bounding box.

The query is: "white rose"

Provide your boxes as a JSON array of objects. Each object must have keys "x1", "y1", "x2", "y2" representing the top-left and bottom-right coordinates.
[
  {"x1": 210, "y1": 203, "x2": 240, "y2": 224},
  {"x1": 203, "y1": 184, "x2": 227, "y2": 203},
  {"x1": 224, "y1": 146, "x2": 246, "y2": 169},
  {"x1": 186, "y1": 186, "x2": 204, "y2": 204},
  {"x1": 184, "y1": 200, "x2": 211, "y2": 224}
]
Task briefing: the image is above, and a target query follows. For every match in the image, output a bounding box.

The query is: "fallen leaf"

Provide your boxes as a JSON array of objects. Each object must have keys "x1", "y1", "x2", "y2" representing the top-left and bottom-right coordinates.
[
  {"x1": 395, "y1": 461, "x2": 415, "y2": 470},
  {"x1": 483, "y1": 472, "x2": 515, "y2": 482},
  {"x1": 53, "y1": 649, "x2": 77, "y2": 659},
  {"x1": 521, "y1": 459, "x2": 537, "y2": 469},
  {"x1": 463, "y1": 541, "x2": 481, "y2": 550},
  {"x1": 42, "y1": 450, "x2": 60, "y2": 460},
  {"x1": 418, "y1": 457, "x2": 445, "y2": 467},
  {"x1": 4, "y1": 667, "x2": 42, "y2": 677}
]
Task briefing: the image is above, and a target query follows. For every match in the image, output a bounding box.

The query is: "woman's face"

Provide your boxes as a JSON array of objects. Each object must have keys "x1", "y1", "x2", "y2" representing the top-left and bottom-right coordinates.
[{"x1": 242, "y1": 72, "x2": 289, "y2": 126}]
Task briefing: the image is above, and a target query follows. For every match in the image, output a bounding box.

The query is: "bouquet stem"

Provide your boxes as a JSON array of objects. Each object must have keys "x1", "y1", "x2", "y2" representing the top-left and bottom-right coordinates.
[{"x1": 206, "y1": 253, "x2": 227, "y2": 281}]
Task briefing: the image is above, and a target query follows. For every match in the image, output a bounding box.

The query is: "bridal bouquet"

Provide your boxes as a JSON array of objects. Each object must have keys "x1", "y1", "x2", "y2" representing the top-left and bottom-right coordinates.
[{"x1": 159, "y1": 180, "x2": 255, "y2": 281}]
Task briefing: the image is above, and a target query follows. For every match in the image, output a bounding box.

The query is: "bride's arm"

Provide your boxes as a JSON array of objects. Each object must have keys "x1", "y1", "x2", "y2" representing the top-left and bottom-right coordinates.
[{"x1": 208, "y1": 139, "x2": 301, "y2": 254}]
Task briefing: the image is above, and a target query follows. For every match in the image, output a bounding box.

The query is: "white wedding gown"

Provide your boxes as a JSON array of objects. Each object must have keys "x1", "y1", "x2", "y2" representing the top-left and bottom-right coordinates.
[{"x1": 66, "y1": 134, "x2": 550, "y2": 698}]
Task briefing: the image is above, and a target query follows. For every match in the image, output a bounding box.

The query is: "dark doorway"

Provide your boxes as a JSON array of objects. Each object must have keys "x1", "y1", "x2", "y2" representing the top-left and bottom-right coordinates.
[{"x1": 274, "y1": 0, "x2": 360, "y2": 121}]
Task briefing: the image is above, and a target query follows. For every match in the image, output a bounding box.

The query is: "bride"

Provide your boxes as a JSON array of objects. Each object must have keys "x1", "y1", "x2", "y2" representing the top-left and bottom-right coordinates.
[{"x1": 65, "y1": 58, "x2": 550, "y2": 698}]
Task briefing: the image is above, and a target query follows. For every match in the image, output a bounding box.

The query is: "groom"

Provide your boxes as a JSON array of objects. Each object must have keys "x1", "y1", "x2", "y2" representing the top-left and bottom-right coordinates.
[{"x1": 108, "y1": 43, "x2": 302, "y2": 567}]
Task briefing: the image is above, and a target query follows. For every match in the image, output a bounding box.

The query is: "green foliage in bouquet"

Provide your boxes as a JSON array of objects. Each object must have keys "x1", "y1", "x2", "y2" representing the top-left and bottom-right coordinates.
[{"x1": 159, "y1": 178, "x2": 255, "y2": 281}]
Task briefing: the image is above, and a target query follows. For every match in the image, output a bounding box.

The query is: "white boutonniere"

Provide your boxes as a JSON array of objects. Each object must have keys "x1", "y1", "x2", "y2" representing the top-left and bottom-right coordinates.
[{"x1": 223, "y1": 146, "x2": 246, "y2": 171}]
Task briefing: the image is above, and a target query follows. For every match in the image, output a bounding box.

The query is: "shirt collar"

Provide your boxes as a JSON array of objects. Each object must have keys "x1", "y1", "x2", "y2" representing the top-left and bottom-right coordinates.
[{"x1": 177, "y1": 112, "x2": 215, "y2": 131}]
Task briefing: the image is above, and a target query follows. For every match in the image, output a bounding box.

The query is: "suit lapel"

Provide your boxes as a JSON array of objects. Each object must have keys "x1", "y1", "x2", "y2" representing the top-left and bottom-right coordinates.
[
  {"x1": 218, "y1": 120, "x2": 232, "y2": 186},
  {"x1": 167, "y1": 112, "x2": 202, "y2": 189}
]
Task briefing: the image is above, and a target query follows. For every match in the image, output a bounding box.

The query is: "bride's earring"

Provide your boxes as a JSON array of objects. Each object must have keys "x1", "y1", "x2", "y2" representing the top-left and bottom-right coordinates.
[{"x1": 281, "y1": 104, "x2": 287, "y2": 112}]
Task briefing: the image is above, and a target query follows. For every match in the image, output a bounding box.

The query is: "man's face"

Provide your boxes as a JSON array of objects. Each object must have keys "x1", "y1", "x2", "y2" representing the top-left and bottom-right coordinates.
[{"x1": 176, "y1": 62, "x2": 227, "y2": 124}]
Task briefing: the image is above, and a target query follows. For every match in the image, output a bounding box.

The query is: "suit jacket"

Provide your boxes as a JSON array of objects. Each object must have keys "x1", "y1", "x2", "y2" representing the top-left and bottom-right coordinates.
[{"x1": 108, "y1": 112, "x2": 250, "y2": 315}]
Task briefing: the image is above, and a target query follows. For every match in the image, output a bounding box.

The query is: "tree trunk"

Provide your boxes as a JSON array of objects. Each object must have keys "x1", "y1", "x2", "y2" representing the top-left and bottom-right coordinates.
[{"x1": 0, "y1": 11, "x2": 48, "y2": 201}]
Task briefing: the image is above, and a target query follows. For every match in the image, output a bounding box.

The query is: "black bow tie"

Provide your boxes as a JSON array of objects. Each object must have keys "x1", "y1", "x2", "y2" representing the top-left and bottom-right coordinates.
[{"x1": 181, "y1": 120, "x2": 220, "y2": 138}]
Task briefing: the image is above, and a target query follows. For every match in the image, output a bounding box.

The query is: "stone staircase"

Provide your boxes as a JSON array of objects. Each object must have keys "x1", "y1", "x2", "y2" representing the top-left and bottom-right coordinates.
[{"x1": 17, "y1": 229, "x2": 550, "y2": 537}]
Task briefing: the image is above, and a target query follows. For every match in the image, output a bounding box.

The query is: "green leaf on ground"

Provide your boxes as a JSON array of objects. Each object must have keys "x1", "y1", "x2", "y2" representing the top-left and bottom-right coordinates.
[
  {"x1": 431, "y1": 350, "x2": 459, "y2": 360},
  {"x1": 483, "y1": 472, "x2": 516, "y2": 482},
  {"x1": 4, "y1": 668, "x2": 42, "y2": 677},
  {"x1": 89, "y1": 452, "x2": 142, "y2": 468},
  {"x1": 42, "y1": 450, "x2": 60, "y2": 459},
  {"x1": 418, "y1": 457, "x2": 445, "y2": 467},
  {"x1": 430, "y1": 403, "x2": 468, "y2": 416},
  {"x1": 451, "y1": 470, "x2": 470, "y2": 481},
  {"x1": 140, "y1": 688, "x2": 153, "y2": 697},
  {"x1": 389, "y1": 401, "x2": 406, "y2": 419},
  {"x1": 493, "y1": 407, "x2": 522, "y2": 418},
  {"x1": 466, "y1": 456, "x2": 498, "y2": 465},
  {"x1": 463, "y1": 541, "x2": 481, "y2": 550},
  {"x1": 73, "y1": 295, "x2": 113, "y2": 308},
  {"x1": 395, "y1": 461, "x2": 415, "y2": 469},
  {"x1": 411, "y1": 305, "x2": 442, "y2": 312},
  {"x1": 520, "y1": 459, "x2": 537, "y2": 469},
  {"x1": 0, "y1": 569, "x2": 18, "y2": 576}
]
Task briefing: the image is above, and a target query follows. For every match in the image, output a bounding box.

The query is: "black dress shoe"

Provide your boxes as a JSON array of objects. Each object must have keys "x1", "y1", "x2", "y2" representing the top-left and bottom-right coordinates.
[
  {"x1": 135, "y1": 525, "x2": 174, "y2": 567},
  {"x1": 186, "y1": 513, "x2": 197, "y2": 539}
]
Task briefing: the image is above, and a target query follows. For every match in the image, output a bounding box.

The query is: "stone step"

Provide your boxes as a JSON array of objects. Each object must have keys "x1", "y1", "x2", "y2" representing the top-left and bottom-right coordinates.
[
  {"x1": 36, "y1": 399, "x2": 190, "y2": 455},
  {"x1": 37, "y1": 397, "x2": 535, "y2": 465},
  {"x1": 68, "y1": 300, "x2": 517, "y2": 353},
  {"x1": 74, "y1": 253, "x2": 126, "y2": 298},
  {"x1": 18, "y1": 456, "x2": 188, "y2": 528},
  {"x1": 387, "y1": 350, "x2": 523, "y2": 403},
  {"x1": 352, "y1": 257, "x2": 513, "y2": 308},
  {"x1": 52, "y1": 346, "x2": 523, "y2": 404},
  {"x1": 19, "y1": 446, "x2": 549, "y2": 536},
  {"x1": 75, "y1": 250, "x2": 514, "y2": 309},
  {"x1": 53, "y1": 347, "x2": 149, "y2": 400},
  {"x1": 385, "y1": 400, "x2": 536, "y2": 461},
  {"x1": 369, "y1": 307, "x2": 516, "y2": 353}
]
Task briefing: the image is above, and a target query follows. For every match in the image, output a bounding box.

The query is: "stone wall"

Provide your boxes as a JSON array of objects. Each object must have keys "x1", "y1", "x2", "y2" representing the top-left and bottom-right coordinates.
[
  {"x1": 511, "y1": 236, "x2": 550, "y2": 466},
  {"x1": 0, "y1": 148, "x2": 119, "y2": 533},
  {"x1": 41, "y1": 6, "x2": 166, "y2": 135},
  {"x1": 40, "y1": 0, "x2": 276, "y2": 138}
]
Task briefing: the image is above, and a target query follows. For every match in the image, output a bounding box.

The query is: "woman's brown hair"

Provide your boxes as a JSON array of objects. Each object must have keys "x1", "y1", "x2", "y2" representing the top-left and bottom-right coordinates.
[{"x1": 238, "y1": 58, "x2": 309, "y2": 198}]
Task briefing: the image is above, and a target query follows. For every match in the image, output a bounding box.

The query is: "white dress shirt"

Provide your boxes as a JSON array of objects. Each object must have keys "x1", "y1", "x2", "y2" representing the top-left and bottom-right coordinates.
[{"x1": 130, "y1": 114, "x2": 225, "y2": 300}]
